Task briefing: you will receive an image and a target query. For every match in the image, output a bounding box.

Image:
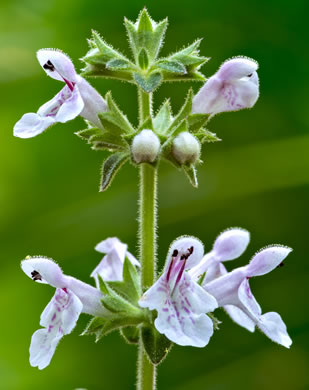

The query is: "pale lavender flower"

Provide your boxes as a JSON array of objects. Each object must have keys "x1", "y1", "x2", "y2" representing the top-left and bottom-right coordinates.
[
  {"x1": 22, "y1": 257, "x2": 106, "y2": 369},
  {"x1": 14, "y1": 49, "x2": 107, "y2": 138},
  {"x1": 192, "y1": 57, "x2": 259, "y2": 115},
  {"x1": 189, "y1": 228, "x2": 250, "y2": 284},
  {"x1": 91, "y1": 237, "x2": 140, "y2": 285},
  {"x1": 204, "y1": 246, "x2": 293, "y2": 347},
  {"x1": 139, "y1": 236, "x2": 218, "y2": 347}
]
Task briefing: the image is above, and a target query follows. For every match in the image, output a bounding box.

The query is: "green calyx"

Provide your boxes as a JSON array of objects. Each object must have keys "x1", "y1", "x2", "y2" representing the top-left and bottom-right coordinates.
[
  {"x1": 81, "y1": 8, "x2": 208, "y2": 92},
  {"x1": 77, "y1": 9, "x2": 222, "y2": 191}
]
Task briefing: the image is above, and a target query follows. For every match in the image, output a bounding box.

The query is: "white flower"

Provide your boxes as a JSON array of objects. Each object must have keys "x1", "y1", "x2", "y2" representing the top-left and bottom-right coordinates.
[
  {"x1": 14, "y1": 49, "x2": 107, "y2": 138},
  {"x1": 192, "y1": 57, "x2": 259, "y2": 115},
  {"x1": 204, "y1": 246, "x2": 293, "y2": 347},
  {"x1": 139, "y1": 236, "x2": 218, "y2": 347},
  {"x1": 22, "y1": 257, "x2": 106, "y2": 369},
  {"x1": 91, "y1": 237, "x2": 140, "y2": 285}
]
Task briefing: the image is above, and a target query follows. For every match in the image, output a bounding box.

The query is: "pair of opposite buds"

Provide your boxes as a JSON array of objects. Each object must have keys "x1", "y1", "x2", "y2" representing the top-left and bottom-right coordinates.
[{"x1": 14, "y1": 50, "x2": 259, "y2": 165}]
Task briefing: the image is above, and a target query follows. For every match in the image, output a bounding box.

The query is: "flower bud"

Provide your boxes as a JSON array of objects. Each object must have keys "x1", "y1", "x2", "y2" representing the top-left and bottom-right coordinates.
[
  {"x1": 172, "y1": 132, "x2": 200, "y2": 165},
  {"x1": 192, "y1": 57, "x2": 259, "y2": 115},
  {"x1": 131, "y1": 129, "x2": 160, "y2": 163}
]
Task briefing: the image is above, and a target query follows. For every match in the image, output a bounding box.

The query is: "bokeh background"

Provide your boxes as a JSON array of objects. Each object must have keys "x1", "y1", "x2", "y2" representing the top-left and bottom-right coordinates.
[{"x1": 1, "y1": 0, "x2": 308, "y2": 389}]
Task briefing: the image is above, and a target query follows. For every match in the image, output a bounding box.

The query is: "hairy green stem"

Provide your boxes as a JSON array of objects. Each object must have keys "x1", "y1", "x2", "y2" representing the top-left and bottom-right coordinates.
[
  {"x1": 136, "y1": 88, "x2": 157, "y2": 390},
  {"x1": 138, "y1": 89, "x2": 152, "y2": 125}
]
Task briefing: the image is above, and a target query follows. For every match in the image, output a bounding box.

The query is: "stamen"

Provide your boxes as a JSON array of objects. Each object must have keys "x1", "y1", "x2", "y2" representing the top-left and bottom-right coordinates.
[
  {"x1": 175, "y1": 246, "x2": 195, "y2": 287},
  {"x1": 166, "y1": 249, "x2": 179, "y2": 282},
  {"x1": 63, "y1": 78, "x2": 75, "y2": 92},
  {"x1": 43, "y1": 60, "x2": 55, "y2": 71},
  {"x1": 277, "y1": 262, "x2": 285, "y2": 268},
  {"x1": 31, "y1": 270, "x2": 42, "y2": 281}
]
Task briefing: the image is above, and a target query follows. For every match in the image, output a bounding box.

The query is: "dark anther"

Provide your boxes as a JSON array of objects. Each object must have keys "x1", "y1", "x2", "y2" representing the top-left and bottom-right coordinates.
[
  {"x1": 189, "y1": 246, "x2": 194, "y2": 255},
  {"x1": 277, "y1": 262, "x2": 285, "y2": 268},
  {"x1": 180, "y1": 254, "x2": 186, "y2": 260},
  {"x1": 31, "y1": 270, "x2": 42, "y2": 281},
  {"x1": 43, "y1": 60, "x2": 55, "y2": 71},
  {"x1": 247, "y1": 73, "x2": 253, "y2": 77},
  {"x1": 172, "y1": 249, "x2": 178, "y2": 257}
]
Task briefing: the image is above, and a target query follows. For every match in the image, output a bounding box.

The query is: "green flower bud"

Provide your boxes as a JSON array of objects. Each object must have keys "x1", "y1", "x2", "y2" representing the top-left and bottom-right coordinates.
[
  {"x1": 172, "y1": 132, "x2": 200, "y2": 164},
  {"x1": 132, "y1": 129, "x2": 160, "y2": 163}
]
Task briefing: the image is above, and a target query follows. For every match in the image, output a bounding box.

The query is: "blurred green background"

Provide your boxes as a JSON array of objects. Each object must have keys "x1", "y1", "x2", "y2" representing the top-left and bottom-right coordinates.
[{"x1": 1, "y1": 0, "x2": 308, "y2": 389}]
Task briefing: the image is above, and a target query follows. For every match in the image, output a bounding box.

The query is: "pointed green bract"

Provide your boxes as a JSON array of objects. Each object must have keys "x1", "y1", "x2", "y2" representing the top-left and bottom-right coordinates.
[
  {"x1": 195, "y1": 129, "x2": 221, "y2": 143},
  {"x1": 92, "y1": 31, "x2": 129, "y2": 62},
  {"x1": 157, "y1": 59, "x2": 186, "y2": 74},
  {"x1": 169, "y1": 39, "x2": 209, "y2": 67},
  {"x1": 75, "y1": 127, "x2": 103, "y2": 141},
  {"x1": 84, "y1": 316, "x2": 144, "y2": 342},
  {"x1": 108, "y1": 258, "x2": 142, "y2": 304},
  {"x1": 81, "y1": 63, "x2": 134, "y2": 82},
  {"x1": 141, "y1": 325, "x2": 173, "y2": 365},
  {"x1": 134, "y1": 72, "x2": 162, "y2": 93},
  {"x1": 120, "y1": 326, "x2": 140, "y2": 344},
  {"x1": 90, "y1": 131, "x2": 128, "y2": 151},
  {"x1": 100, "y1": 152, "x2": 129, "y2": 192},
  {"x1": 188, "y1": 113, "x2": 211, "y2": 132},
  {"x1": 137, "y1": 116, "x2": 153, "y2": 132},
  {"x1": 125, "y1": 9, "x2": 168, "y2": 62},
  {"x1": 100, "y1": 92, "x2": 135, "y2": 134},
  {"x1": 166, "y1": 89, "x2": 193, "y2": 135},
  {"x1": 183, "y1": 165, "x2": 198, "y2": 188},
  {"x1": 81, "y1": 31, "x2": 135, "y2": 80},
  {"x1": 153, "y1": 100, "x2": 173, "y2": 135},
  {"x1": 138, "y1": 48, "x2": 150, "y2": 70},
  {"x1": 106, "y1": 58, "x2": 134, "y2": 71}
]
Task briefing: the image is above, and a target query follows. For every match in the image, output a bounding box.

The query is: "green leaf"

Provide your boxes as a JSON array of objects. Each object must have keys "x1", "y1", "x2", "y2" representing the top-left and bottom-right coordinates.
[
  {"x1": 157, "y1": 59, "x2": 186, "y2": 74},
  {"x1": 138, "y1": 48, "x2": 149, "y2": 70},
  {"x1": 100, "y1": 92, "x2": 135, "y2": 134},
  {"x1": 134, "y1": 72, "x2": 162, "y2": 93},
  {"x1": 187, "y1": 113, "x2": 210, "y2": 132},
  {"x1": 166, "y1": 89, "x2": 193, "y2": 135},
  {"x1": 108, "y1": 258, "x2": 142, "y2": 304},
  {"x1": 120, "y1": 326, "x2": 140, "y2": 344},
  {"x1": 106, "y1": 58, "x2": 134, "y2": 70},
  {"x1": 153, "y1": 100, "x2": 173, "y2": 135},
  {"x1": 100, "y1": 152, "x2": 129, "y2": 192},
  {"x1": 141, "y1": 325, "x2": 173, "y2": 365},
  {"x1": 183, "y1": 165, "x2": 198, "y2": 188}
]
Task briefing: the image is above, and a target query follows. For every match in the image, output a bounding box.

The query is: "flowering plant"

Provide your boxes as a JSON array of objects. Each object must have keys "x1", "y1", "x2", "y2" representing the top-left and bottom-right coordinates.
[{"x1": 15, "y1": 9, "x2": 291, "y2": 390}]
